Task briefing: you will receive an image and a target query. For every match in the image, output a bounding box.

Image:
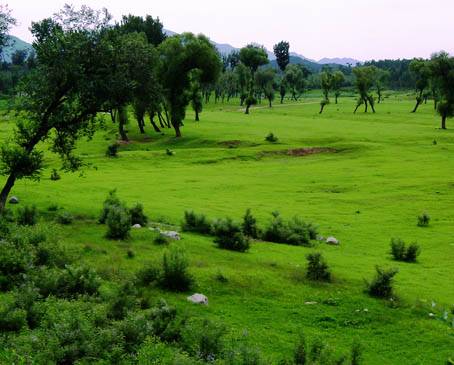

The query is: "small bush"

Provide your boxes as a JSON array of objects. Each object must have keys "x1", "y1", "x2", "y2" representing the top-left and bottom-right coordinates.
[
  {"x1": 99, "y1": 190, "x2": 121, "y2": 224},
  {"x1": 34, "y1": 241, "x2": 70, "y2": 268},
  {"x1": 106, "y1": 205, "x2": 131, "y2": 240},
  {"x1": 47, "y1": 204, "x2": 59, "y2": 212},
  {"x1": 136, "y1": 264, "x2": 161, "y2": 286},
  {"x1": 129, "y1": 203, "x2": 148, "y2": 226},
  {"x1": 390, "y1": 238, "x2": 420, "y2": 263},
  {"x1": 127, "y1": 249, "x2": 135, "y2": 258},
  {"x1": 242, "y1": 208, "x2": 259, "y2": 238},
  {"x1": 106, "y1": 143, "x2": 120, "y2": 157},
  {"x1": 0, "y1": 300, "x2": 27, "y2": 332},
  {"x1": 9, "y1": 224, "x2": 49, "y2": 246},
  {"x1": 160, "y1": 247, "x2": 193, "y2": 292},
  {"x1": 154, "y1": 234, "x2": 169, "y2": 245},
  {"x1": 265, "y1": 132, "x2": 278, "y2": 143},
  {"x1": 17, "y1": 205, "x2": 38, "y2": 226},
  {"x1": 50, "y1": 168, "x2": 61, "y2": 181},
  {"x1": 166, "y1": 149, "x2": 175, "y2": 156},
  {"x1": 182, "y1": 211, "x2": 212, "y2": 234},
  {"x1": 263, "y1": 212, "x2": 316, "y2": 246},
  {"x1": 366, "y1": 266, "x2": 398, "y2": 299},
  {"x1": 55, "y1": 211, "x2": 73, "y2": 225},
  {"x1": 306, "y1": 253, "x2": 331, "y2": 282},
  {"x1": 213, "y1": 218, "x2": 250, "y2": 252},
  {"x1": 0, "y1": 242, "x2": 31, "y2": 291},
  {"x1": 417, "y1": 212, "x2": 430, "y2": 227},
  {"x1": 182, "y1": 319, "x2": 226, "y2": 362}
]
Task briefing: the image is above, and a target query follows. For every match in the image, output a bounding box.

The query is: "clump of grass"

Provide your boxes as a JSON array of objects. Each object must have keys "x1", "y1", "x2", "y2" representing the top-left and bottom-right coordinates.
[
  {"x1": 154, "y1": 234, "x2": 169, "y2": 245},
  {"x1": 241, "y1": 208, "x2": 259, "y2": 238},
  {"x1": 182, "y1": 211, "x2": 212, "y2": 234},
  {"x1": 265, "y1": 132, "x2": 278, "y2": 143},
  {"x1": 17, "y1": 205, "x2": 38, "y2": 226},
  {"x1": 213, "y1": 218, "x2": 250, "y2": 252},
  {"x1": 263, "y1": 211, "x2": 317, "y2": 246},
  {"x1": 55, "y1": 211, "x2": 73, "y2": 225},
  {"x1": 306, "y1": 252, "x2": 331, "y2": 282},
  {"x1": 160, "y1": 247, "x2": 193, "y2": 292},
  {"x1": 106, "y1": 205, "x2": 131, "y2": 240},
  {"x1": 50, "y1": 168, "x2": 61, "y2": 181},
  {"x1": 366, "y1": 266, "x2": 398, "y2": 299},
  {"x1": 129, "y1": 203, "x2": 148, "y2": 226},
  {"x1": 390, "y1": 238, "x2": 421, "y2": 263},
  {"x1": 417, "y1": 212, "x2": 430, "y2": 227},
  {"x1": 106, "y1": 143, "x2": 120, "y2": 157}
]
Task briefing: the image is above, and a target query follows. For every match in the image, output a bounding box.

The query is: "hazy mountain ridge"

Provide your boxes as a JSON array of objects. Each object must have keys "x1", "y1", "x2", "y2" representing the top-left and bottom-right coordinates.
[{"x1": 1, "y1": 36, "x2": 34, "y2": 63}]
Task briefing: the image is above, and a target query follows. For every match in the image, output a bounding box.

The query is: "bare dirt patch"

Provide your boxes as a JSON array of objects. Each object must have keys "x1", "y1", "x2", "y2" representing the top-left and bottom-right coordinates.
[
  {"x1": 260, "y1": 147, "x2": 337, "y2": 158},
  {"x1": 218, "y1": 140, "x2": 242, "y2": 148}
]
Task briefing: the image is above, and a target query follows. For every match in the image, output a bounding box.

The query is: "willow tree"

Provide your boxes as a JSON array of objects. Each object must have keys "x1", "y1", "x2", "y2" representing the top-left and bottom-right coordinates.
[
  {"x1": 409, "y1": 58, "x2": 431, "y2": 113},
  {"x1": 158, "y1": 33, "x2": 222, "y2": 137},
  {"x1": 332, "y1": 70, "x2": 345, "y2": 104},
  {"x1": 0, "y1": 5, "x2": 157, "y2": 211},
  {"x1": 255, "y1": 68, "x2": 277, "y2": 107},
  {"x1": 284, "y1": 64, "x2": 307, "y2": 101},
  {"x1": 430, "y1": 52, "x2": 454, "y2": 129},
  {"x1": 353, "y1": 66, "x2": 378, "y2": 113},
  {"x1": 239, "y1": 44, "x2": 269, "y2": 114},
  {"x1": 319, "y1": 69, "x2": 333, "y2": 114}
]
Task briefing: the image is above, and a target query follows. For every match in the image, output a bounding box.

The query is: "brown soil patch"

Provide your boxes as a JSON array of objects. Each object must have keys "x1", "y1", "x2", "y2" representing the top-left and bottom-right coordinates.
[
  {"x1": 218, "y1": 140, "x2": 242, "y2": 148},
  {"x1": 260, "y1": 147, "x2": 337, "y2": 158}
]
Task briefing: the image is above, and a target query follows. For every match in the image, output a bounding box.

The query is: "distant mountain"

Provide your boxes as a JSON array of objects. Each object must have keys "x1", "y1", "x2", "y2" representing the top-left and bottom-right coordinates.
[
  {"x1": 318, "y1": 57, "x2": 360, "y2": 66},
  {"x1": 1, "y1": 35, "x2": 33, "y2": 63}
]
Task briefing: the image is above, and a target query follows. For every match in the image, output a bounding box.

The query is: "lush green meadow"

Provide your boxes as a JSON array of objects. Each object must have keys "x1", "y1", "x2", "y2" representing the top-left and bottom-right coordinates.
[{"x1": 1, "y1": 93, "x2": 453, "y2": 363}]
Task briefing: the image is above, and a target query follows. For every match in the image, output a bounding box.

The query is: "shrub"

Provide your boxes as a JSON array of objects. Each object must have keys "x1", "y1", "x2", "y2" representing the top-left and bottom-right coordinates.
[
  {"x1": 182, "y1": 319, "x2": 226, "y2": 362},
  {"x1": 213, "y1": 218, "x2": 250, "y2": 252},
  {"x1": 107, "y1": 282, "x2": 138, "y2": 320},
  {"x1": 417, "y1": 212, "x2": 430, "y2": 227},
  {"x1": 0, "y1": 242, "x2": 31, "y2": 291},
  {"x1": 160, "y1": 247, "x2": 193, "y2": 292},
  {"x1": 47, "y1": 203, "x2": 59, "y2": 212},
  {"x1": 306, "y1": 253, "x2": 331, "y2": 282},
  {"x1": 50, "y1": 168, "x2": 61, "y2": 181},
  {"x1": 106, "y1": 204, "x2": 131, "y2": 240},
  {"x1": 127, "y1": 249, "x2": 135, "y2": 258},
  {"x1": 262, "y1": 211, "x2": 289, "y2": 243},
  {"x1": 154, "y1": 234, "x2": 170, "y2": 245},
  {"x1": 34, "y1": 241, "x2": 70, "y2": 268},
  {"x1": 148, "y1": 299, "x2": 183, "y2": 342},
  {"x1": 17, "y1": 205, "x2": 38, "y2": 226},
  {"x1": 9, "y1": 224, "x2": 49, "y2": 246},
  {"x1": 265, "y1": 132, "x2": 278, "y2": 143},
  {"x1": 106, "y1": 143, "x2": 120, "y2": 157},
  {"x1": 55, "y1": 211, "x2": 73, "y2": 225},
  {"x1": 129, "y1": 203, "x2": 148, "y2": 226},
  {"x1": 0, "y1": 300, "x2": 27, "y2": 332},
  {"x1": 137, "y1": 264, "x2": 161, "y2": 286},
  {"x1": 242, "y1": 208, "x2": 259, "y2": 238},
  {"x1": 390, "y1": 238, "x2": 420, "y2": 263},
  {"x1": 366, "y1": 266, "x2": 398, "y2": 299},
  {"x1": 182, "y1": 211, "x2": 212, "y2": 234},
  {"x1": 294, "y1": 334, "x2": 307, "y2": 365},
  {"x1": 99, "y1": 190, "x2": 121, "y2": 224},
  {"x1": 263, "y1": 212, "x2": 317, "y2": 246}
]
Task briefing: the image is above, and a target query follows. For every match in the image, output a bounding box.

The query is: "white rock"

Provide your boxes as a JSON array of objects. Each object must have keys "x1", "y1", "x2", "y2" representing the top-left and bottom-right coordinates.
[
  {"x1": 132, "y1": 224, "x2": 142, "y2": 229},
  {"x1": 9, "y1": 196, "x2": 19, "y2": 204},
  {"x1": 304, "y1": 301, "x2": 318, "y2": 305},
  {"x1": 187, "y1": 293, "x2": 208, "y2": 305},
  {"x1": 160, "y1": 230, "x2": 181, "y2": 240},
  {"x1": 326, "y1": 236, "x2": 340, "y2": 245}
]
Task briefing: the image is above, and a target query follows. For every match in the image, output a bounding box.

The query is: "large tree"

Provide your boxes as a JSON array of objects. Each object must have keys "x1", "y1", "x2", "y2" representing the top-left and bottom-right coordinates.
[
  {"x1": 239, "y1": 44, "x2": 269, "y2": 114},
  {"x1": 0, "y1": 4, "x2": 16, "y2": 56},
  {"x1": 353, "y1": 66, "x2": 378, "y2": 113},
  {"x1": 158, "y1": 33, "x2": 222, "y2": 137},
  {"x1": 319, "y1": 69, "x2": 333, "y2": 114},
  {"x1": 284, "y1": 64, "x2": 307, "y2": 101},
  {"x1": 374, "y1": 68, "x2": 390, "y2": 104},
  {"x1": 273, "y1": 41, "x2": 290, "y2": 72},
  {"x1": 255, "y1": 68, "x2": 277, "y2": 108},
  {"x1": 409, "y1": 58, "x2": 431, "y2": 113},
  {"x1": 429, "y1": 52, "x2": 454, "y2": 129},
  {"x1": 0, "y1": 5, "x2": 157, "y2": 211},
  {"x1": 332, "y1": 70, "x2": 345, "y2": 104}
]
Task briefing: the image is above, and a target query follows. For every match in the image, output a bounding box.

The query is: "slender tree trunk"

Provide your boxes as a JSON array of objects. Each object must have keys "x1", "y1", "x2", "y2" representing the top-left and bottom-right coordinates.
[
  {"x1": 195, "y1": 110, "x2": 200, "y2": 121},
  {"x1": 0, "y1": 174, "x2": 16, "y2": 213},
  {"x1": 163, "y1": 105, "x2": 171, "y2": 128},
  {"x1": 354, "y1": 103, "x2": 360, "y2": 114},
  {"x1": 335, "y1": 95, "x2": 338, "y2": 104},
  {"x1": 319, "y1": 104, "x2": 325, "y2": 114},
  {"x1": 157, "y1": 112, "x2": 165, "y2": 128},
  {"x1": 280, "y1": 95, "x2": 284, "y2": 104},
  {"x1": 412, "y1": 99, "x2": 421, "y2": 113},
  {"x1": 268, "y1": 98, "x2": 272, "y2": 108},
  {"x1": 119, "y1": 121, "x2": 128, "y2": 141},
  {"x1": 441, "y1": 115, "x2": 447, "y2": 129},
  {"x1": 245, "y1": 103, "x2": 250, "y2": 114},
  {"x1": 138, "y1": 119, "x2": 145, "y2": 134},
  {"x1": 172, "y1": 120, "x2": 182, "y2": 137},
  {"x1": 364, "y1": 98, "x2": 368, "y2": 113},
  {"x1": 149, "y1": 114, "x2": 161, "y2": 133}
]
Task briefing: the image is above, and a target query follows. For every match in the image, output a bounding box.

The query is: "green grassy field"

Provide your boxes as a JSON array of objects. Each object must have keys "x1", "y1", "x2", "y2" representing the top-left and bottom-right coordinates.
[{"x1": 1, "y1": 93, "x2": 453, "y2": 363}]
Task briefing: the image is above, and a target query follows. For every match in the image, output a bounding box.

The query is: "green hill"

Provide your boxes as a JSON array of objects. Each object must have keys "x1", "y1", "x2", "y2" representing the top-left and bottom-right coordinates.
[{"x1": 1, "y1": 35, "x2": 33, "y2": 63}]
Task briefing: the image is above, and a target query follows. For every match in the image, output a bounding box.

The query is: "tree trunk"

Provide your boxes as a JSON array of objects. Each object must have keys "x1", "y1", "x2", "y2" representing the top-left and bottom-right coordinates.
[
  {"x1": 149, "y1": 114, "x2": 161, "y2": 133},
  {"x1": 354, "y1": 103, "x2": 360, "y2": 114},
  {"x1": 412, "y1": 100, "x2": 421, "y2": 113},
  {"x1": 0, "y1": 174, "x2": 16, "y2": 213},
  {"x1": 441, "y1": 115, "x2": 447, "y2": 129},
  {"x1": 245, "y1": 104, "x2": 250, "y2": 114},
  {"x1": 138, "y1": 119, "x2": 145, "y2": 134},
  {"x1": 195, "y1": 110, "x2": 200, "y2": 121},
  {"x1": 364, "y1": 98, "x2": 368, "y2": 113},
  {"x1": 319, "y1": 104, "x2": 325, "y2": 114},
  {"x1": 172, "y1": 120, "x2": 182, "y2": 137},
  {"x1": 157, "y1": 112, "x2": 165, "y2": 128},
  {"x1": 269, "y1": 98, "x2": 272, "y2": 108},
  {"x1": 335, "y1": 95, "x2": 338, "y2": 104},
  {"x1": 119, "y1": 121, "x2": 128, "y2": 141}
]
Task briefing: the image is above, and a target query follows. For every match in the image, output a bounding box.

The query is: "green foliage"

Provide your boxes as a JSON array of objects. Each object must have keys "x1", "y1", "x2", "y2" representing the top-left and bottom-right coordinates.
[
  {"x1": 17, "y1": 205, "x2": 38, "y2": 226},
  {"x1": 129, "y1": 202, "x2": 148, "y2": 226},
  {"x1": 0, "y1": 299, "x2": 27, "y2": 332},
  {"x1": 137, "y1": 264, "x2": 161, "y2": 286},
  {"x1": 390, "y1": 238, "x2": 421, "y2": 263},
  {"x1": 106, "y1": 204, "x2": 131, "y2": 240},
  {"x1": 265, "y1": 132, "x2": 279, "y2": 143},
  {"x1": 160, "y1": 247, "x2": 193, "y2": 292},
  {"x1": 50, "y1": 168, "x2": 61, "y2": 181},
  {"x1": 366, "y1": 266, "x2": 398, "y2": 299},
  {"x1": 55, "y1": 211, "x2": 73, "y2": 225},
  {"x1": 0, "y1": 241, "x2": 31, "y2": 291},
  {"x1": 154, "y1": 234, "x2": 170, "y2": 245},
  {"x1": 294, "y1": 334, "x2": 307, "y2": 365},
  {"x1": 99, "y1": 190, "x2": 121, "y2": 224},
  {"x1": 213, "y1": 218, "x2": 250, "y2": 252},
  {"x1": 242, "y1": 208, "x2": 259, "y2": 238},
  {"x1": 182, "y1": 319, "x2": 226, "y2": 362},
  {"x1": 273, "y1": 41, "x2": 290, "y2": 72},
  {"x1": 263, "y1": 212, "x2": 317, "y2": 246},
  {"x1": 306, "y1": 252, "x2": 331, "y2": 282},
  {"x1": 106, "y1": 143, "x2": 120, "y2": 157},
  {"x1": 182, "y1": 210, "x2": 212, "y2": 234},
  {"x1": 417, "y1": 212, "x2": 430, "y2": 227}
]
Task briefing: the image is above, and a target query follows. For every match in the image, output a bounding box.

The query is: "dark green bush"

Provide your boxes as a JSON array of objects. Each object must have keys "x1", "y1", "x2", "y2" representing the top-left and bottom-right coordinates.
[
  {"x1": 106, "y1": 142, "x2": 120, "y2": 157},
  {"x1": 34, "y1": 241, "x2": 70, "y2": 268},
  {"x1": 99, "y1": 190, "x2": 121, "y2": 224},
  {"x1": 417, "y1": 212, "x2": 430, "y2": 227},
  {"x1": 160, "y1": 247, "x2": 193, "y2": 292},
  {"x1": 50, "y1": 168, "x2": 61, "y2": 181},
  {"x1": 405, "y1": 243, "x2": 421, "y2": 263},
  {"x1": 148, "y1": 299, "x2": 183, "y2": 342},
  {"x1": 0, "y1": 300, "x2": 27, "y2": 332},
  {"x1": 129, "y1": 203, "x2": 148, "y2": 226},
  {"x1": 242, "y1": 208, "x2": 259, "y2": 238},
  {"x1": 213, "y1": 218, "x2": 250, "y2": 252},
  {"x1": 306, "y1": 252, "x2": 331, "y2": 282},
  {"x1": 136, "y1": 264, "x2": 161, "y2": 286},
  {"x1": 182, "y1": 319, "x2": 226, "y2": 362},
  {"x1": 17, "y1": 205, "x2": 38, "y2": 226},
  {"x1": 263, "y1": 212, "x2": 317, "y2": 246},
  {"x1": 107, "y1": 282, "x2": 139, "y2": 320},
  {"x1": 265, "y1": 132, "x2": 278, "y2": 143},
  {"x1": 0, "y1": 241, "x2": 31, "y2": 291},
  {"x1": 366, "y1": 266, "x2": 398, "y2": 299},
  {"x1": 55, "y1": 211, "x2": 73, "y2": 225},
  {"x1": 106, "y1": 204, "x2": 131, "y2": 240},
  {"x1": 8, "y1": 224, "x2": 49, "y2": 246},
  {"x1": 182, "y1": 210, "x2": 212, "y2": 234},
  {"x1": 154, "y1": 234, "x2": 170, "y2": 245},
  {"x1": 390, "y1": 238, "x2": 420, "y2": 263}
]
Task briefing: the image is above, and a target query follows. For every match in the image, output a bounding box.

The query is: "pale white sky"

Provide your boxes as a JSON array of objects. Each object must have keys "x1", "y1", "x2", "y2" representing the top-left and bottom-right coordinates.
[{"x1": 8, "y1": 0, "x2": 454, "y2": 61}]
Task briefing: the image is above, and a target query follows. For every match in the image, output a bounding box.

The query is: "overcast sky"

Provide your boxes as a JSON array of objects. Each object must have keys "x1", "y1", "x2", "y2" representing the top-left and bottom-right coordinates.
[{"x1": 8, "y1": 0, "x2": 454, "y2": 61}]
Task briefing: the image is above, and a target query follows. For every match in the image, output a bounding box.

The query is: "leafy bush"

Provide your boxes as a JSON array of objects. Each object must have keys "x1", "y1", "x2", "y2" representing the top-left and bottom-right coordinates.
[
  {"x1": 213, "y1": 218, "x2": 250, "y2": 252},
  {"x1": 0, "y1": 300, "x2": 27, "y2": 332},
  {"x1": 55, "y1": 211, "x2": 73, "y2": 225},
  {"x1": 8, "y1": 224, "x2": 49, "y2": 246},
  {"x1": 50, "y1": 168, "x2": 61, "y2": 181},
  {"x1": 154, "y1": 234, "x2": 170, "y2": 245},
  {"x1": 306, "y1": 252, "x2": 331, "y2": 282},
  {"x1": 242, "y1": 208, "x2": 259, "y2": 238},
  {"x1": 366, "y1": 266, "x2": 398, "y2": 299},
  {"x1": 129, "y1": 203, "x2": 148, "y2": 226},
  {"x1": 160, "y1": 247, "x2": 193, "y2": 292},
  {"x1": 417, "y1": 212, "x2": 430, "y2": 227},
  {"x1": 107, "y1": 282, "x2": 139, "y2": 320},
  {"x1": 0, "y1": 241, "x2": 31, "y2": 291},
  {"x1": 47, "y1": 203, "x2": 59, "y2": 212},
  {"x1": 34, "y1": 241, "x2": 70, "y2": 268},
  {"x1": 106, "y1": 204, "x2": 131, "y2": 240},
  {"x1": 106, "y1": 142, "x2": 120, "y2": 157},
  {"x1": 265, "y1": 132, "x2": 278, "y2": 143},
  {"x1": 182, "y1": 319, "x2": 226, "y2": 362},
  {"x1": 17, "y1": 205, "x2": 38, "y2": 226},
  {"x1": 263, "y1": 212, "x2": 317, "y2": 246},
  {"x1": 99, "y1": 190, "x2": 121, "y2": 224},
  {"x1": 182, "y1": 210, "x2": 212, "y2": 234},
  {"x1": 390, "y1": 238, "x2": 421, "y2": 263},
  {"x1": 137, "y1": 264, "x2": 161, "y2": 286}
]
